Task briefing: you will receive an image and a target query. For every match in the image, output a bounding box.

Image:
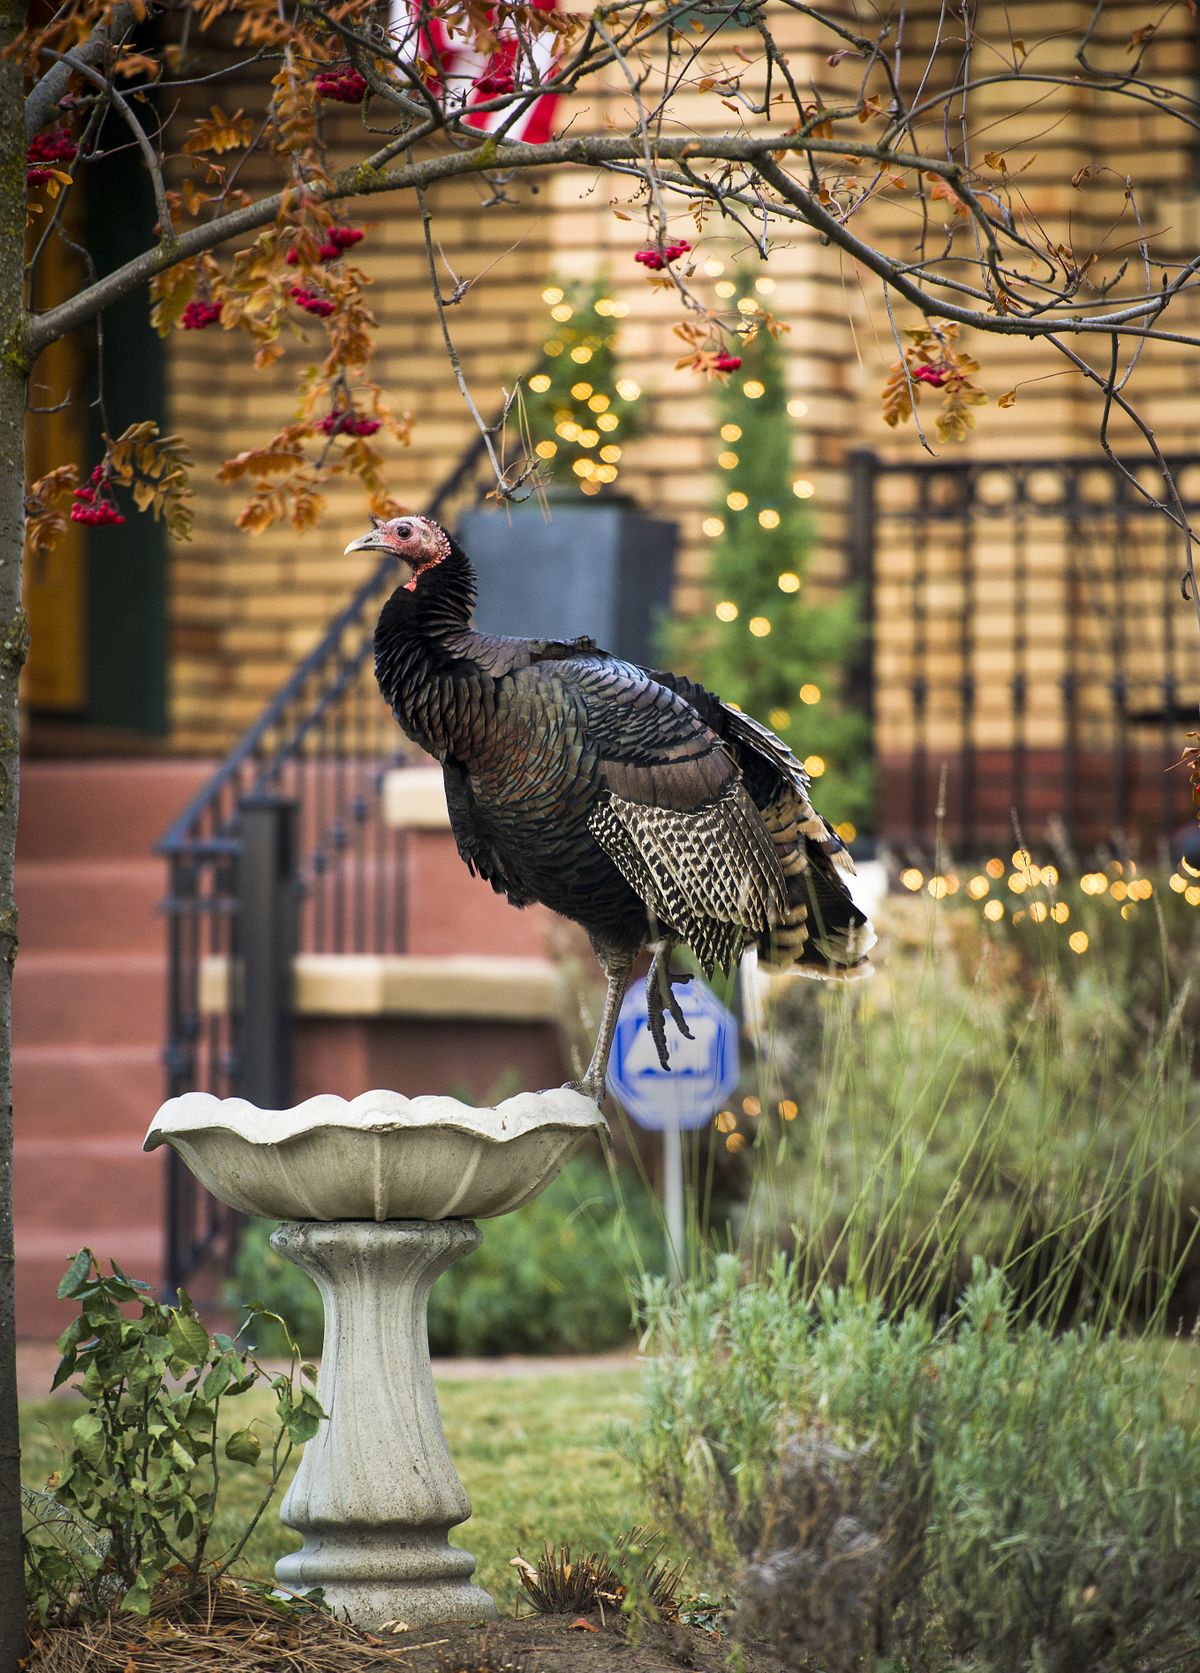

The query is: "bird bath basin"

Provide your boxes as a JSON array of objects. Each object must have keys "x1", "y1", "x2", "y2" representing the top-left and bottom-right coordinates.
[{"x1": 144, "y1": 1087, "x2": 606, "y2": 1630}]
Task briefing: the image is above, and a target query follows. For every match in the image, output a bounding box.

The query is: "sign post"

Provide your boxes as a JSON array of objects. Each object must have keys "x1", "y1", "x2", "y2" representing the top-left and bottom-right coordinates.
[{"x1": 606, "y1": 976, "x2": 739, "y2": 1281}]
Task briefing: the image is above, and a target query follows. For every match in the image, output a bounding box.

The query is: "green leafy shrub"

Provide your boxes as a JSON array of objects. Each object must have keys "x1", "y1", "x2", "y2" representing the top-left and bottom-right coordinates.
[
  {"x1": 22, "y1": 1250, "x2": 324, "y2": 1619},
  {"x1": 624, "y1": 1258, "x2": 1200, "y2": 1673},
  {"x1": 228, "y1": 1159, "x2": 663, "y2": 1357}
]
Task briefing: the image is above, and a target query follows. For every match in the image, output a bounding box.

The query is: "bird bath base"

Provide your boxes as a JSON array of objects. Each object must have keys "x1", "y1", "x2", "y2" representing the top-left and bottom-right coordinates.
[{"x1": 271, "y1": 1219, "x2": 497, "y2": 1629}]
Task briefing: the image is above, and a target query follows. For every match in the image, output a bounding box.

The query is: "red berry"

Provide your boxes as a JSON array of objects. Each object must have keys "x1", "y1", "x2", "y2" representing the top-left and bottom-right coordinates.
[
  {"x1": 911, "y1": 364, "x2": 949, "y2": 387},
  {"x1": 714, "y1": 353, "x2": 742, "y2": 372},
  {"x1": 181, "y1": 299, "x2": 222, "y2": 330},
  {"x1": 634, "y1": 238, "x2": 691, "y2": 271},
  {"x1": 315, "y1": 65, "x2": 367, "y2": 102},
  {"x1": 329, "y1": 226, "x2": 364, "y2": 249}
]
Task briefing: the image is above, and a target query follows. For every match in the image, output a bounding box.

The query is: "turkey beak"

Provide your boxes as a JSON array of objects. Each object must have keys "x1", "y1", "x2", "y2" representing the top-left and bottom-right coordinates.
[{"x1": 344, "y1": 528, "x2": 387, "y2": 555}]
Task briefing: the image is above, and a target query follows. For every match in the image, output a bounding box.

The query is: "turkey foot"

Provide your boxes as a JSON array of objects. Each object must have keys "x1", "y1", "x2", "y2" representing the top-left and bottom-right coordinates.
[{"x1": 646, "y1": 942, "x2": 694, "y2": 1071}]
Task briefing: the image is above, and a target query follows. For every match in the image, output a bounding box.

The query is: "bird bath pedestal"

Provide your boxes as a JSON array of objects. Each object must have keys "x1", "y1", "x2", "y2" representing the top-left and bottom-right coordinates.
[{"x1": 144, "y1": 1088, "x2": 606, "y2": 1631}]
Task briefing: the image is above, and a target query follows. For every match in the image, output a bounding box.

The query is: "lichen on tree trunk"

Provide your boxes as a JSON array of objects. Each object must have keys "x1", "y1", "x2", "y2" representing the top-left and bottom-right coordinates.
[{"x1": 0, "y1": 0, "x2": 28, "y2": 1659}]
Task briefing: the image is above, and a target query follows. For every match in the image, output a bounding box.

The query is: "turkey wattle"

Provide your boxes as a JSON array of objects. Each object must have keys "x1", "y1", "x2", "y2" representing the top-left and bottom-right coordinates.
[{"x1": 347, "y1": 512, "x2": 876, "y2": 1102}]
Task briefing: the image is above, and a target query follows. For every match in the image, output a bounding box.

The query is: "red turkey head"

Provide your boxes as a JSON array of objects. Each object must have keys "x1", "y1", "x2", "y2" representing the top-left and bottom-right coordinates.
[{"x1": 344, "y1": 515, "x2": 452, "y2": 589}]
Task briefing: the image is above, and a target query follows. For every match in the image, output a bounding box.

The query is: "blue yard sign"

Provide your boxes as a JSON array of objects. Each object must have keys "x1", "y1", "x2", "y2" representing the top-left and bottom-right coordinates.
[{"x1": 606, "y1": 976, "x2": 739, "y2": 1131}]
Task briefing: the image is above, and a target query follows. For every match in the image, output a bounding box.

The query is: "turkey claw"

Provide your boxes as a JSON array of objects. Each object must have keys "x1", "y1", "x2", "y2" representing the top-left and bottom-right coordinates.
[{"x1": 646, "y1": 951, "x2": 694, "y2": 1072}]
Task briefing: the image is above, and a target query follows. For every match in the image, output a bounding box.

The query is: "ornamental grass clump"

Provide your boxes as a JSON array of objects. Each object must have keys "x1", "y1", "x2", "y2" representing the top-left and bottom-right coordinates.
[{"x1": 624, "y1": 1261, "x2": 1200, "y2": 1673}]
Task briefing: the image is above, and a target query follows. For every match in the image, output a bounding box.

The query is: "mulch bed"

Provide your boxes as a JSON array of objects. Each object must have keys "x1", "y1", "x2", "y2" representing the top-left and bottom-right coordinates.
[{"x1": 22, "y1": 1578, "x2": 791, "y2": 1673}]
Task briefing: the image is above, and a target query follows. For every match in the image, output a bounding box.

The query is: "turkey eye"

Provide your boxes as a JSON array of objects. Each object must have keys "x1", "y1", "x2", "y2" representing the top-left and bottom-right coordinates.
[{"x1": 396, "y1": 522, "x2": 413, "y2": 540}]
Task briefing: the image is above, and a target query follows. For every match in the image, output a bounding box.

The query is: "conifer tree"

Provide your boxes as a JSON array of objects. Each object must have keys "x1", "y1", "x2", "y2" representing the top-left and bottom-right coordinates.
[
  {"x1": 667, "y1": 277, "x2": 873, "y2": 833},
  {"x1": 522, "y1": 280, "x2": 643, "y2": 498}
]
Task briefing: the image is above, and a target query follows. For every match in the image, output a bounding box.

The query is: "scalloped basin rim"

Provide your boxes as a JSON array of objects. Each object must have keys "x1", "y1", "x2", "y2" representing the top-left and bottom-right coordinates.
[{"x1": 143, "y1": 1086, "x2": 605, "y2": 1153}]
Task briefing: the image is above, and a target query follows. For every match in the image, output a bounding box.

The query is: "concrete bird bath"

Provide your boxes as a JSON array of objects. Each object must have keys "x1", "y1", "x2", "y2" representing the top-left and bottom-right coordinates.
[{"x1": 144, "y1": 1087, "x2": 606, "y2": 1630}]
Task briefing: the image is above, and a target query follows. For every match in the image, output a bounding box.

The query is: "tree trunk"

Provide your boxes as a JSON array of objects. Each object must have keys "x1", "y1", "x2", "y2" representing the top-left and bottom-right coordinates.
[{"x1": 0, "y1": 0, "x2": 28, "y2": 1660}]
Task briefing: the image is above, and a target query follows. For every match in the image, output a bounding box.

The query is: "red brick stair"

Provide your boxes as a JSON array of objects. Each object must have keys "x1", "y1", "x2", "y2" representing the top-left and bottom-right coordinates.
[{"x1": 12, "y1": 760, "x2": 213, "y2": 1344}]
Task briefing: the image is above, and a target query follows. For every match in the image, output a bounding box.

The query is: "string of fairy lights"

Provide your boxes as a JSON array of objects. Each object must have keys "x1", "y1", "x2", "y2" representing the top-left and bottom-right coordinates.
[
  {"x1": 893, "y1": 848, "x2": 1200, "y2": 957},
  {"x1": 526, "y1": 284, "x2": 642, "y2": 496}
]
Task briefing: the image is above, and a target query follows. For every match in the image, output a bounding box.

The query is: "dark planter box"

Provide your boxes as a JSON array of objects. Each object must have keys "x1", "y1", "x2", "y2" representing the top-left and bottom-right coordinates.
[{"x1": 457, "y1": 498, "x2": 678, "y2": 669}]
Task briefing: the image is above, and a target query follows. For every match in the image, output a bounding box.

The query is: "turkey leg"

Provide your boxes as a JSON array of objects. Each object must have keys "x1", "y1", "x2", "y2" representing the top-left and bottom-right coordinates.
[{"x1": 573, "y1": 946, "x2": 636, "y2": 1102}]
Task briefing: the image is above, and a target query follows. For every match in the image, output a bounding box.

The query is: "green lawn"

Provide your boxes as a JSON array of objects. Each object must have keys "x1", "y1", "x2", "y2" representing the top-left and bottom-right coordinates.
[{"x1": 20, "y1": 1367, "x2": 647, "y2": 1615}]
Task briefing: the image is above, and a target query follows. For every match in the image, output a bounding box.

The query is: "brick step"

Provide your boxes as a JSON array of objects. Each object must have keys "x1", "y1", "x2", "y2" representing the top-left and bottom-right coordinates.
[
  {"x1": 15, "y1": 1226, "x2": 164, "y2": 1342},
  {"x1": 14, "y1": 953, "x2": 166, "y2": 1048},
  {"x1": 13, "y1": 1043, "x2": 163, "y2": 1140},
  {"x1": 18, "y1": 760, "x2": 216, "y2": 862},
  {"x1": 14, "y1": 1138, "x2": 164, "y2": 1237},
  {"x1": 15, "y1": 859, "x2": 165, "y2": 954}
]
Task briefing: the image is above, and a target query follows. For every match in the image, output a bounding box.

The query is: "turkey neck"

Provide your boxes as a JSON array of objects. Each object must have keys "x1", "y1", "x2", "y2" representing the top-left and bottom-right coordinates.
[{"x1": 373, "y1": 538, "x2": 490, "y2": 762}]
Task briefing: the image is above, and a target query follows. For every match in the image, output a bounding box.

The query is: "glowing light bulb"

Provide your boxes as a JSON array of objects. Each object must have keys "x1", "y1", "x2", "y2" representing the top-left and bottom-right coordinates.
[
  {"x1": 616, "y1": 378, "x2": 640, "y2": 400},
  {"x1": 570, "y1": 345, "x2": 593, "y2": 364},
  {"x1": 599, "y1": 444, "x2": 621, "y2": 463},
  {"x1": 1069, "y1": 930, "x2": 1089, "y2": 954},
  {"x1": 718, "y1": 451, "x2": 739, "y2": 470},
  {"x1": 596, "y1": 412, "x2": 619, "y2": 432},
  {"x1": 720, "y1": 423, "x2": 742, "y2": 441},
  {"x1": 529, "y1": 373, "x2": 552, "y2": 393},
  {"x1": 835, "y1": 822, "x2": 856, "y2": 842},
  {"x1": 755, "y1": 276, "x2": 776, "y2": 295},
  {"x1": 542, "y1": 286, "x2": 564, "y2": 303},
  {"x1": 534, "y1": 440, "x2": 557, "y2": 459},
  {"x1": 748, "y1": 616, "x2": 771, "y2": 637},
  {"x1": 550, "y1": 303, "x2": 574, "y2": 322},
  {"x1": 715, "y1": 599, "x2": 738, "y2": 620},
  {"x1": 702, "y1": 517, "x2": 725, "y2": 537},
  {"x1": 715, "y1": 280, "x2": 736, "y2": 298},
  {"x1": 792, "y1": 478, "x2": 814, "y2": 498},
  {"x1": 779, "y1": 573, "x2": 801, "y2": 593},
  {"x1": 758, "y1": 509, "x2": 781, "y2": 529},
  {"x1": 803, "y1": 754, "x2": 825, "y2": 776},
  {"x1": 768, "y1": 708, "x2": 790, "y2": 729},
  {"x1": 704, "y1": 259, "x2": 725, "y2": 277},
  {"x1": 588, "y1": 393, "x2": 610, "y2": 412},
  {"x1": 743, "y1": 380, "x2": 765, "y2": 398},
  {"x1": 967, "y1": 876, "x2": 989, "y2": 899},
  {"x1": 798, "y1": 682, "x2": 820, "y2": 702},
  {"x1": 983, "y1": 899, "x2": 1004, "y2": 921},
  {"x1": 571, "y1": 382, "x2": 593, "y2": 399},
  {"x1": 726, "y1": 491, "x2": 748, "y2": 511},
  {"x1": 787, "y1": 398, "x2": 807, "y2": 418}
]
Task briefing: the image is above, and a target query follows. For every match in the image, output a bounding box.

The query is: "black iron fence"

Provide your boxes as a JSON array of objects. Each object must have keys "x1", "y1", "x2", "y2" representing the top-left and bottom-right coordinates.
[{"x1": 848, "y1": 449, "x2": 1200, "y2": 860}]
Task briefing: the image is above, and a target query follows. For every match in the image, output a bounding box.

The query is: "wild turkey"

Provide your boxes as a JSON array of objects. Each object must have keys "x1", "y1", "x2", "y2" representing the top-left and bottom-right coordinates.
[{"x1": 347, "y1": 513, "x2": 875, "y2": 1100}]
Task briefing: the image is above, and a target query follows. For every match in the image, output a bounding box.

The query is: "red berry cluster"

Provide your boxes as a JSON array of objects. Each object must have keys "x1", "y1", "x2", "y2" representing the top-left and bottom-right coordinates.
[
  {"x1": 27, "y1": 128, "x2": 78, "y2": 183},
  {"x1": 286, "y1": 225, "x2": 365, "y2": 265},
  {"x1": 317, "y1": 412, "x2": 381, "y2": 437},
  {"x1": 71, "y1": 466, "x2": 125, "y2": 527},
  {"x1": 314, "y1": 64, "x2": 367, "y2": 102},
  {"x1": 290, "y1": 285, "x2": 336, "y2": 318},
  {"x1": 714, "y1": 352, "x2": 742, "y2": 372},
  {"x1": 181, "y1": 299, "x2": 222, "y2": 330},
  {"x1": 911, "y1": 364, "x2": 949, "y2": 388},
  {"x1": 634, "y1": 239, "x2": 692, "y2": 271},
  {"x1": 475, "y1": 67, "x2": 515, "y2": 96}
]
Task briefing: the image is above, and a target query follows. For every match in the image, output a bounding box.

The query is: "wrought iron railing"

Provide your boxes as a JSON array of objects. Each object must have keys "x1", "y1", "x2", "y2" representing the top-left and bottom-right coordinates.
[
  {"x1": 156, "y1": 423, "x2": 498, "y2": 1291},
  {"x1": 847, "y1": 449, "x2": 1200, "y2": 861}
]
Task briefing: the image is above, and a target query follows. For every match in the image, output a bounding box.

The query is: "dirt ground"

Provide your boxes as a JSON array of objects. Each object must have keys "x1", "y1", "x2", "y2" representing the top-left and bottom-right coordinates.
[{"x1": 377, "y1": 1609, "x2": 791, "y2": 1672}]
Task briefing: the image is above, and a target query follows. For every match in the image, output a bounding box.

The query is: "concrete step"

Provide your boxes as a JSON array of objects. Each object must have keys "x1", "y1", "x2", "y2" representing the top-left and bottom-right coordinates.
[
  {"x1": 15, "y1": 859, "x2": 165, "y2": 954},
  {"x1": 14, "y1": 952, "x2": 166, "y2": 1048},
  {"x1": 15, "y1": 1224, "x2": 164, "y2": 1343},
  {"x1": 13, "y1": 1043, "x2": 163, "y2": 1140},
  {"x1": 18, "y1": 759, "x2": 216, "y2": 863}
]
